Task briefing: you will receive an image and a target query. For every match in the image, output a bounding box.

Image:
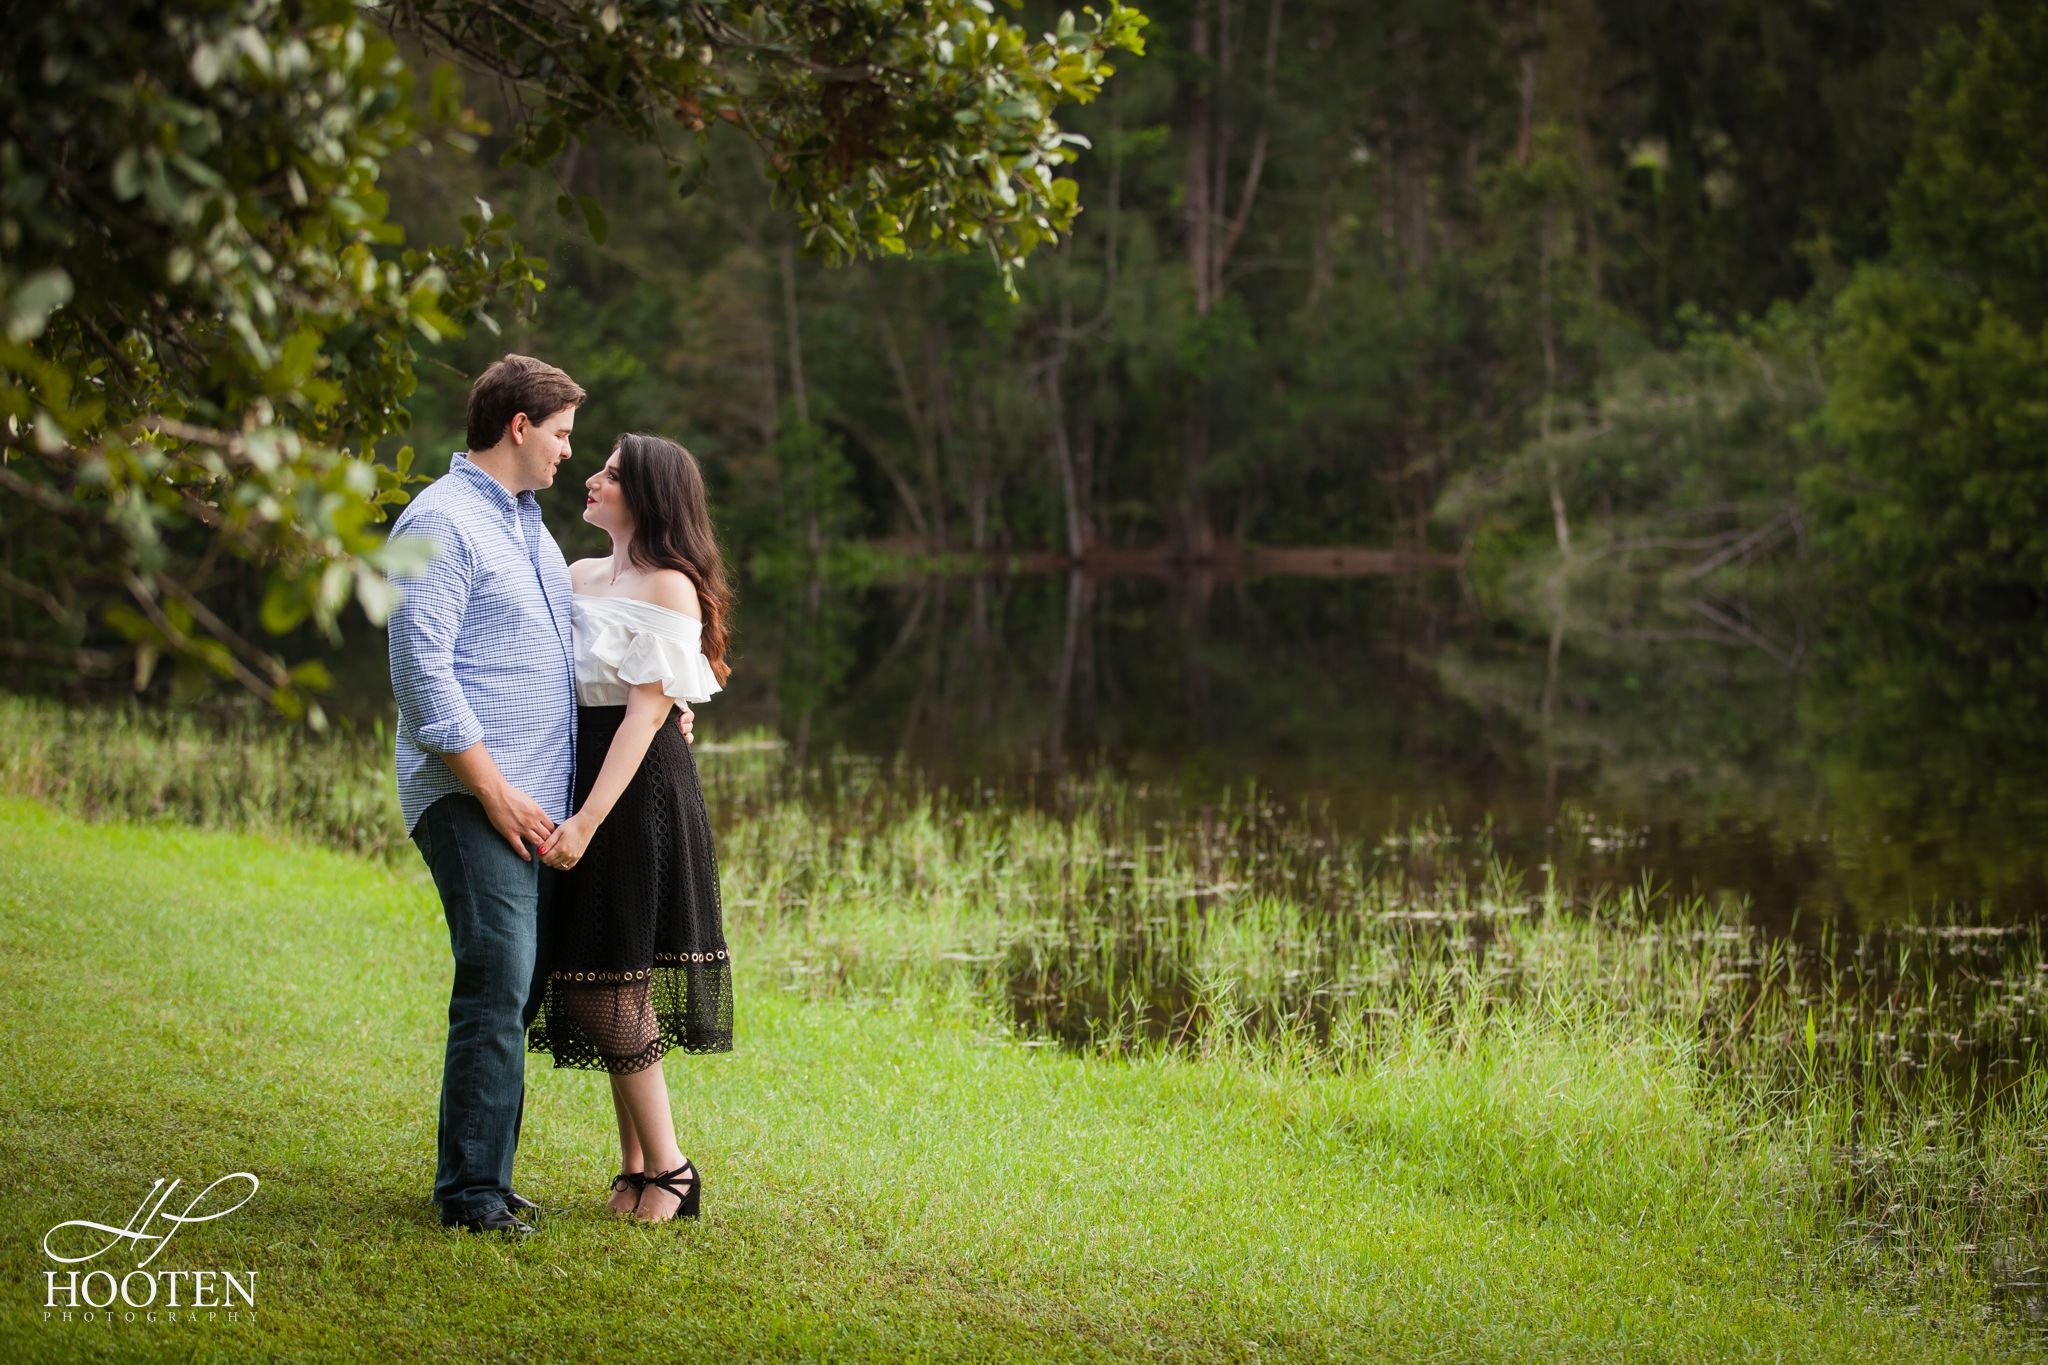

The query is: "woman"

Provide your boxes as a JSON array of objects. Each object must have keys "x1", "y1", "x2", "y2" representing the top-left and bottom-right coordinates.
[{"x1": 532, "y1": 433, "x2": 734, "y2": 1223}]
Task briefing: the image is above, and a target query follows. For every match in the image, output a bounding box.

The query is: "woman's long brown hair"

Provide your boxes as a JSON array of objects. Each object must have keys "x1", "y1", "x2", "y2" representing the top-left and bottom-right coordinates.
[{"x1": 612, "y1": 433, "x2": 733, "y2": 684}]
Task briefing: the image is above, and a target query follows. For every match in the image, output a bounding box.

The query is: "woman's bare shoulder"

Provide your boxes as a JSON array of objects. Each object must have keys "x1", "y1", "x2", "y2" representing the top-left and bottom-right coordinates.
[
  {"x1": 567, "y1": 556, "x2": 610, "y2": 590},
  {"x1": 632, "y1": 567, "x2": 701, "y2": 620}
]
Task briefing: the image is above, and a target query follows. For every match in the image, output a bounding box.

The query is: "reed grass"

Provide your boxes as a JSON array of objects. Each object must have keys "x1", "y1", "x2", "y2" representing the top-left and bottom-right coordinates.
[
  {"x1": 704, "y1": 758, "x2": 2048, "y2": 1316},
  {"x1": 0, "y1": 695, "x2": 404, "y2": 859}
]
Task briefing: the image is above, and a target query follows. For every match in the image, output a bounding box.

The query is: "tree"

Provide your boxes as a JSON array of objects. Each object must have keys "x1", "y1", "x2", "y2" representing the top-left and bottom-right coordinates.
[
  {"x1": 1796, "y1": 1, "x2": 2048, "y2": 880},
  {"x1": 0, "y1": 0, "x2": 1143, "y2": 717},
  {"x1": 1810, "y1": 0, "x2": 2048, "y2": 607},
  {"x1": 392, "y1": 0, "x2": 1145, "y2": 274}
]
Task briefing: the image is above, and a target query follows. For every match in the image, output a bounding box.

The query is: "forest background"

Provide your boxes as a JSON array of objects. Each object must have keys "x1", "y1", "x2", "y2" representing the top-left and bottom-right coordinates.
[
  {"x1": 372, "y1": 0, "x2": 2045, "y2": 805},
  {"x1": 3, "y1": 0, "x2": 2045, "y2": 853},
  {"x1": 358, "y1": 0, "x2": 2035, "y2": 603}
]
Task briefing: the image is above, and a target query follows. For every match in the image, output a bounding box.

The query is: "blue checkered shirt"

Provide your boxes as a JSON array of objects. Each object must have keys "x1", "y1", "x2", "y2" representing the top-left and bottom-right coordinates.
[{"x1": 387, "y1": 455, "x2": 578, "y2": 835}]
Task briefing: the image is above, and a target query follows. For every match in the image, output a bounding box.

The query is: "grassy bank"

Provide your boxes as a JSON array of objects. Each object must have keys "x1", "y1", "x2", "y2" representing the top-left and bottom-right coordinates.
[
  {"x1": 0, "y1": 695, "x2": 404, "y2": 860},
  {"x1": 0, "y1": 798, "x2": 2031, "y2": 1362}
]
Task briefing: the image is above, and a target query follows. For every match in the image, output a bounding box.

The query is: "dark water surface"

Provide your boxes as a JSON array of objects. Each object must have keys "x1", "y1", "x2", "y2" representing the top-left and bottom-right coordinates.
[{"x1": 700, "y1": 569, "x2": 2048, "y2": 938}]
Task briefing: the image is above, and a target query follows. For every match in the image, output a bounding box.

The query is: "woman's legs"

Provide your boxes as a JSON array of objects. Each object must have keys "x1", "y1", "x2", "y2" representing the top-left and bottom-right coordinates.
[
  {"x1": 609, "y1": 1061, "x2": 688, "y2": 1220},
  {"x1": 561, "y1": 980, "x2": 678, "y2": 1214},
  {"x1": 607, "y1": 1084, "x2": 644, "y2": 1213}
]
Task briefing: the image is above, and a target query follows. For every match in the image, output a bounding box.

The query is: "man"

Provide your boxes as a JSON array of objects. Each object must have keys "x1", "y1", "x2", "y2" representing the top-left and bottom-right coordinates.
[{"x1": 388, "y1": 355, "x2": 690, "y2": 1235}]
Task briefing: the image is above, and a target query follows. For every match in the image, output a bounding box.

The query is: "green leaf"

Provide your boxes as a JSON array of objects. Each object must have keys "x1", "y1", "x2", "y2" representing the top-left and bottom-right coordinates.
[
  {"x1": 191, "y1": 640, "x2": 238, "y2": 678},
  {"x1": 531, "y1": 120, "x2": 567, "y2": 164},
  {"x1": 263, "y1": 328, "x2": 323, "y2": 394},
  {"x1": 576, "y1": 195, "x2": 610, "y2": 245},
  {"x1": 111, "y1": 147, "x2": 143, "y2": 200},
  {"x1": 375, "y1": 533, "x2": 439, "y2": 578},
  {"x1": 676, "y1": 158, "x2": 711, "y2": 201},
  {"x1": 268, "y1": 686, "x2": 306, "y2": 721},
  {"x1": 288, "y1": 660, "x2": 335, "y2": 691},
  {"x1": 261, "y1": 577, "x2": 311, "y2": 635},
  {"x1": 101, "y1": 605, "x2": 158, "y2": 645},
  {"x1": 4, "y1": 269, "x2": 73, "y2": 342}
]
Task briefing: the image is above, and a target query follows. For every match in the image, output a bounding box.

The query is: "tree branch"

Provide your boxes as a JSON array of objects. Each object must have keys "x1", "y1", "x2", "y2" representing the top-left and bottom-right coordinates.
[
  {"x1": 1686, "y1": 596, "x2": 1805, "y2": 673},
  {"x1": 152, "y1": 572, "x2": 291, "y2": 689},
  {"x1": 0, "y1": 568, "x2": 70, "y2": 623},
  {"x1": 0, "y1": 462, "x2": 86, "y2": 518},
  {"x1": 1217, "y1": 0, "x2": 1283, "y2": 280},
  {"x1": 0, "y1": 639, "x2": 121, "y2": 673},
  {"x1": 121, "y1": 573, "x2": 280, "y2": 704},
  {"x1": 1684, "y1": 507, "x2": 1797, "y2": 580}
]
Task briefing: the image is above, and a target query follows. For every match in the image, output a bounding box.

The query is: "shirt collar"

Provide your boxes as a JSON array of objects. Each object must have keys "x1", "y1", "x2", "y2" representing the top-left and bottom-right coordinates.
[{"x1": 447, "y1": 453, "x2": 532, "y2": 512}]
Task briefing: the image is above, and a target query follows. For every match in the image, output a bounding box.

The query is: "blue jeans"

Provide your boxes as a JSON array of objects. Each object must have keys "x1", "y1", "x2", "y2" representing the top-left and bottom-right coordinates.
[{"x1": 412, "y1": 793, "x2": 556, "y2": 1223}]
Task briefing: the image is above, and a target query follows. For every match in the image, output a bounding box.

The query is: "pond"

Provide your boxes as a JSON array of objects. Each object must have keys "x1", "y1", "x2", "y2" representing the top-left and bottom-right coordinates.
[{"x1": 699, "y1": 565, "x2": 2048, "y2": 941}]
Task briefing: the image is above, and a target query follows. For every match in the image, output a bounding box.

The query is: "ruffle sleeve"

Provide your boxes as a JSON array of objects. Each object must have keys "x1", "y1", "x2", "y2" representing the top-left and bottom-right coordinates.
[{"x1": 582, "y1": 615, "x2": 722, "y2": 704}]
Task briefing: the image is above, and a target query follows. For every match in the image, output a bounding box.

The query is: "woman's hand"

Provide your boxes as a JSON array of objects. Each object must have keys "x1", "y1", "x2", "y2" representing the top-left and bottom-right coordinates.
[
  {"x1": 539, "y1": 812, "x2": 595, "y2": 870},
  {"x1": 550, "y1": 682, "x2": 668, "y2": 871}
]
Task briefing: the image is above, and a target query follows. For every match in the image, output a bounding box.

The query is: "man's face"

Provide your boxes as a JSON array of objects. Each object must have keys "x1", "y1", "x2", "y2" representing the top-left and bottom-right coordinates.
[{"x1": 508, "y1": 406, "x2": 577, "y2": 491}]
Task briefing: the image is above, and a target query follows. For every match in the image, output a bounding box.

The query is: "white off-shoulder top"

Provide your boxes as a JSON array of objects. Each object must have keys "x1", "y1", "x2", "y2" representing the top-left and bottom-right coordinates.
[{"x1": 570, "y1": 594, "x2": 723, "y2": 707}]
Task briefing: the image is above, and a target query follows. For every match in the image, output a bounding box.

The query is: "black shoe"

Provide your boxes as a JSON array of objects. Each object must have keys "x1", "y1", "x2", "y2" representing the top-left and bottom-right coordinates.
[
  {"x1": 504, "y1": 1190, "x2": 543, "y2": 1220},
  {"x1": 608, "y1": 1170, "x2": 646, "y2": 1215},
  {"x1": 639, "y1": 1161, "x2": 701, "y2": 1222},
  {"x1": 458, "y1": 1206, "x2": 535, "y2": 1236}
]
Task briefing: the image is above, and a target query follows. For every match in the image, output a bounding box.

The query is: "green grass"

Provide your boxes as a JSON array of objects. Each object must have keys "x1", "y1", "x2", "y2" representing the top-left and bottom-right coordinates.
[
  {"x1": 0, "y1": 694, "x2": 403, "y2": 860},
  {"x1": 0, "y1": 798, "x2": 2031, "y2": 1363}
]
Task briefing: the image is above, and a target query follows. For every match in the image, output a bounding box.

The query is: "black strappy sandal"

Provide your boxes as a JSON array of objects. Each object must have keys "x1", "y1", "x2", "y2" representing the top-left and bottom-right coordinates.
[
  {"x1": 638, "y1": 1160, "x2": 701, "y2": 1222},
  {"x1": 608, "y1": 1170, "x2": 647, "y2": 1213}
]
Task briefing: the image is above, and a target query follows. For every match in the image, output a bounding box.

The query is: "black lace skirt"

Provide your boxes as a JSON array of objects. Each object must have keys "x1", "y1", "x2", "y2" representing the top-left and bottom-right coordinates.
[{"x1": 528, "y1": 705, "x2": 733, "y2": 1073}]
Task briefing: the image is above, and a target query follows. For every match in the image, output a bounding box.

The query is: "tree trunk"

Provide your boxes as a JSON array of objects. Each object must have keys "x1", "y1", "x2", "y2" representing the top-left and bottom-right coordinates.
[
  {"x1": 1176, "y1": 0, "x2": 1282, "y2": 562},
  {"x1": 1046, "y1": 350, "x2": 1087, "y2": 560},
  {"x1": 777, "y1": 243, "x2": 818, "y2": 554},
  {"x1": 777, "y1": 244, "x2": 809, "y2": 426},
  {"x1": 923, "y1": 323, "x2": 958, "y2": 550},
  {"x1": 872, "y1": 274, "x2": 944, "y2": 549},
  {"x1": 1184, "y1": 0, "x2": 1215, "y2": 318},
  {"x1": 1516, "y1": 0, "x2": 1546, "y2": 166}
]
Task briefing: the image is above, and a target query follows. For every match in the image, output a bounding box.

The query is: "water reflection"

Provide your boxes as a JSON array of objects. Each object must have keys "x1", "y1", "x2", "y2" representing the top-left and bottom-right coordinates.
[{"x1": 713, "y1": 566, "x2": 2048, "y2": 933}]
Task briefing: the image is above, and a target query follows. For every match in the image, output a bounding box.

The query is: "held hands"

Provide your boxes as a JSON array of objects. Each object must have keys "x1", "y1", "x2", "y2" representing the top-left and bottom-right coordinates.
[
  {"x1": 482, "y1": 782, "x2": 554, "y2": 862},
  {"x1": 541, "y1": 689, "x2": 676, "y2": 870},
  {"x1": 539, "y1": 812, "x2": 594, "y2": 870},
  {"x1": 471, "y1": 706, "x2": 684, "y2": 866}
]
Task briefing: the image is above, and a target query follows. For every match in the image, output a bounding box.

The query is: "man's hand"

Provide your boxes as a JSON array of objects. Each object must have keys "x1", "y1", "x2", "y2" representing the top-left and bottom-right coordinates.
[
  {"x1": 677, "y1": 705, "x2": 694, "y2": 744},
  {"x1": 443, "y1": 741, "x2": 555, "y2": 860},
  {"x1": 480, "y1": 782, "x2": 556, "y2": 861}
]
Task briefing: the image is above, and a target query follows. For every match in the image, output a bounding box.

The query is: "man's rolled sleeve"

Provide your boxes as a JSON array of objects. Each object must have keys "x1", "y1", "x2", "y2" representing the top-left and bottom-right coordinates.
[{"x1": 388, "y1": 512, "x2": 485, "y2": 757}]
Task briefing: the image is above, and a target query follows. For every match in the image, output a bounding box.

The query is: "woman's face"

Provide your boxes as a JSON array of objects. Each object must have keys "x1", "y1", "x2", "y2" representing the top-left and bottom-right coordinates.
[{"x1": 583, "y1": 449, "x2": 633, "y2": 538}]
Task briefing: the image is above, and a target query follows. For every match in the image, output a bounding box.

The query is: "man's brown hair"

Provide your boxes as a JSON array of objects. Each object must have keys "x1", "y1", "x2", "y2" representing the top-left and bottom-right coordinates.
[{"x1": 465, "y1": 354, "x2": 587, "y2": 451}]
